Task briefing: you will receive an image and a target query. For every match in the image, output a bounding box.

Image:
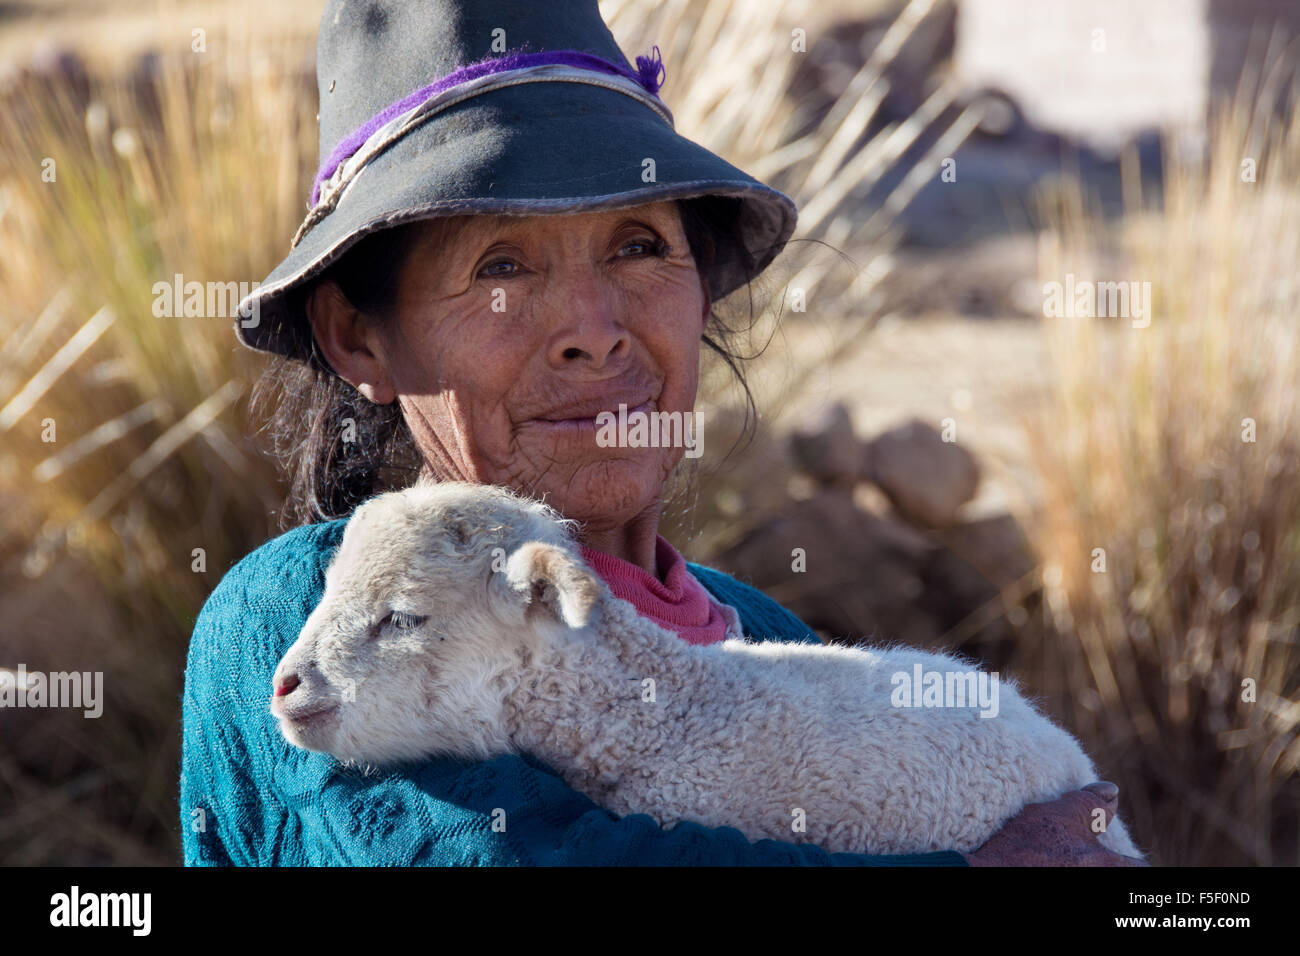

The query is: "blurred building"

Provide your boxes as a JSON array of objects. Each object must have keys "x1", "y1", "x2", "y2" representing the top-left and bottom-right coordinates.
[{"x1": 953, "y1": 0, "x2": 1300, "y2": 151}]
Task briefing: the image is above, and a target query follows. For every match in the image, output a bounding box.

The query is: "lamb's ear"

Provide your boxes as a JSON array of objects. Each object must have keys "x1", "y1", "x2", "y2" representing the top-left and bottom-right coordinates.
[{"x1": 504, "y1": 542, "x2": 600, "y2": 630}]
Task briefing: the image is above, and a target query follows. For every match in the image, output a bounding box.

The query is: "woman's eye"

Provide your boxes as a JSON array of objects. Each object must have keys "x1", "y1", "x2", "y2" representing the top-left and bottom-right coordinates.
[
  {"x1": 477, "y1": 259, "x2": 517, "y2": 278},
  {"x1": 618, "y1": 237, "x2": 662, "y2": 258}
]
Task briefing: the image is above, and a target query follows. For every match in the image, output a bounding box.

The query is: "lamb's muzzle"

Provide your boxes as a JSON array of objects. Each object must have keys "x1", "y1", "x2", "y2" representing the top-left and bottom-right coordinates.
[{"x1": 271, "y1": 480, "x2": 1145, "y2": 859}]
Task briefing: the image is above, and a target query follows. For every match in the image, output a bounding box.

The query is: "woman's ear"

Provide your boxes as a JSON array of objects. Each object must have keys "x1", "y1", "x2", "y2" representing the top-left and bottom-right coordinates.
[{"x1": 305, "y1": 280, "x2": 397, "y2": 404}]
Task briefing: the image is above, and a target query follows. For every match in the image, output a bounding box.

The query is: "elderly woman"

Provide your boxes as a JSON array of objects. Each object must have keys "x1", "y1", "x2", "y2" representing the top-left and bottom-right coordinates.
[{"x1": 180, "y1": 0, "x2": 1138, "y2": 866}]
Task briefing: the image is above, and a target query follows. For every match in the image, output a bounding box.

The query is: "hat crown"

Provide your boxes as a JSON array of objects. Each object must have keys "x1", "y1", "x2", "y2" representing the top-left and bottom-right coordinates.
[{"x1": 315, "y1": 0, "x2": 632, "y2": 169}]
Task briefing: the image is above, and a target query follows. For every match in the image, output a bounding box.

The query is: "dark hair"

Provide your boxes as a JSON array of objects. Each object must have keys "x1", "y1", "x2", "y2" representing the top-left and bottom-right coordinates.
[{"x1": 250, "y1": 196, "x2": 770, "y2": 528}]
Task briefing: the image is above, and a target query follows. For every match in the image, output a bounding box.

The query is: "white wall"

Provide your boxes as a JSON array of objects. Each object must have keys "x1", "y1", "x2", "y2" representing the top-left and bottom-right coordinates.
[{"x1": 953, "y1": 0, "x2": 1209, "y2": 151}]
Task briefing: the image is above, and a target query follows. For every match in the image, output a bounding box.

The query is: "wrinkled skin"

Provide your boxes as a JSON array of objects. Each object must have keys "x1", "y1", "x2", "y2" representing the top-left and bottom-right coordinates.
[
  {"x1": 309, "y1": 200, "x2": 705, "y2": 575},
  {"x1": 306, "y1": 200, "x2": 1147, "y2": 866}
]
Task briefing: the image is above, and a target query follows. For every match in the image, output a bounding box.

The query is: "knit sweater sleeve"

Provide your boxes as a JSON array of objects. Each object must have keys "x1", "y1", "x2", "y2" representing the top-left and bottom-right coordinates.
[{"x1": 180, "y1": 518, "x2": 967, "y2": 866}]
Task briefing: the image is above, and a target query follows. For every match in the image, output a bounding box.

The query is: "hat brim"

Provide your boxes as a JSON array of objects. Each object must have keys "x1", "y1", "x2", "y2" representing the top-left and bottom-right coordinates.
[{"x1": 235, "y1": 80, "x2": 798, "y2": 359}]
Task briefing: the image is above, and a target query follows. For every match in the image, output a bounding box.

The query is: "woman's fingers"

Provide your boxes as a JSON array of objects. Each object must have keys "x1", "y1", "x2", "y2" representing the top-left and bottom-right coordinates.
[
  {"x1": 1078, "y1": 780, "x2": 1119, "y2": 832},
  {"x1": 963, "y1": 784, "x2": 1147, "y2": 865},
  {"x1": 1081, "y1": 780, "x2": 1119, "y2": 801}
]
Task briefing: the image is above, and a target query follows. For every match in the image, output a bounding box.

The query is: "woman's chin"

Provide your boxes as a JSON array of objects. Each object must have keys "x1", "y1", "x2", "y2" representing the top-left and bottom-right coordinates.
[{"x1": 522, "y1": 455, "x2": 670, "y2": 520}]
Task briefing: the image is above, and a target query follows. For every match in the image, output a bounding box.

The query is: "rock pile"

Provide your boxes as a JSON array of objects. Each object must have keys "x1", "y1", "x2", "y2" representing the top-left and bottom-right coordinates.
[{"x1": 712, "y1": 402, "x2": 1036, "y2": 663}]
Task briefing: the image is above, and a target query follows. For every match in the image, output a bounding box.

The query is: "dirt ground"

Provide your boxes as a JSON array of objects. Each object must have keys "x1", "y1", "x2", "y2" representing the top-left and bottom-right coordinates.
[
  {"x1": 746, "y1": 310, "x2": 1052, "y2": 520},
  {"x1": 0, "y1": 0, "x2": 320, "y2": 65}
]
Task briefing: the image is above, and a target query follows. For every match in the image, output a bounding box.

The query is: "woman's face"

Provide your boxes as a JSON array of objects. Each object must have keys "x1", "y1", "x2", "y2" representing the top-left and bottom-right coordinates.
[{"x1": 308, "y1": 200, "x2": 710, "y2": 533}]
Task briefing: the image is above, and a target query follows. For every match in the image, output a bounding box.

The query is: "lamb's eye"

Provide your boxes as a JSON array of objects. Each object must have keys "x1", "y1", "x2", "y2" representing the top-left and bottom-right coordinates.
[{"x1": 381, "y1": 611, "x2": 427, "y2": 631}]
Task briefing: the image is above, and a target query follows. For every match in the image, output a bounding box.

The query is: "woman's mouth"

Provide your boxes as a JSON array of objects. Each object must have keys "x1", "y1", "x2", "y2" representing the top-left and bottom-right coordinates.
[{"x1": 531, "y1": 399, "x2": 652, "y2": 433}]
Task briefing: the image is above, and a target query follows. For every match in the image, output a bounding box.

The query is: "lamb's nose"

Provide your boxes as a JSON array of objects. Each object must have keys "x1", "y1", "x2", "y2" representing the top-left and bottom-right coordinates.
[{"x1": 274, "y1": 672, "x2": 300, "y2": 697}]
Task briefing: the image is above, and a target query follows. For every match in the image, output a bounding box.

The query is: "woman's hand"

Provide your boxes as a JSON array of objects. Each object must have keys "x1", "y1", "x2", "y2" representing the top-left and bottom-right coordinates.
[{"x1": 962, "y1": 781, "x2": 1149, "y2": 866}]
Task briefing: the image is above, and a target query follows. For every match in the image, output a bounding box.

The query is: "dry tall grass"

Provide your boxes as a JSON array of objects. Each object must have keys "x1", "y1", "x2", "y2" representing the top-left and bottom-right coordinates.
[
  {"x1": 1018, "y1": 58, "x2": 1300, "y2": 865},
  {"x1": 0, "y1": 28, "x2": 316, "y2": 863},
  {"x1": 0, "y1": 0, "x2": 964, "y2": 864}
]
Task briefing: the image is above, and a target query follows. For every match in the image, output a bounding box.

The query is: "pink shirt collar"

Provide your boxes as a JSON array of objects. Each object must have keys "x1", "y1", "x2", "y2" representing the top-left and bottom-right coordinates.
[{"x1": 580, "y1": 534, "x2": 742, "y2": 645}]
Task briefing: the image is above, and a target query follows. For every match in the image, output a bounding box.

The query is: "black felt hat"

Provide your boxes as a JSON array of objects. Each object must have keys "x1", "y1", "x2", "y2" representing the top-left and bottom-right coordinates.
[{"x1": 234, "y1": 0, "x2": 799, "y2": 360}]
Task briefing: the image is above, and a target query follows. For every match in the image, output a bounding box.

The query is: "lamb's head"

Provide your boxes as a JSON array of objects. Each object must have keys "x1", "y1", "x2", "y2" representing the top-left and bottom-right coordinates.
[{"x1": 270, "y1": 480, "x2": 606, "y2": 766}]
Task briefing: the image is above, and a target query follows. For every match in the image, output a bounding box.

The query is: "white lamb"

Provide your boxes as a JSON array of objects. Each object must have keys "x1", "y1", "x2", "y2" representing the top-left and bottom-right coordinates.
[{"x1": 271, "y1": 480, "x2": 1143, "y2": 858}]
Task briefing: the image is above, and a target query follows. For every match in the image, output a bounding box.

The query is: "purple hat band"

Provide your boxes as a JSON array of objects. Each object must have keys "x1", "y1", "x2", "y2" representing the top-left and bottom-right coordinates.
[{"x1": 310, "y1": 46, "x2": 668, "y2": 207}]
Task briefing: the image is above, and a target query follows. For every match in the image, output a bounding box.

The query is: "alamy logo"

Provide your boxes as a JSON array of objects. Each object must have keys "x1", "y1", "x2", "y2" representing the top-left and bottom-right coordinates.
[
  {"x1": 0, "y1": 665, "x2": 103, "y2": 718},
  {"x1": 595, "y1": 403, "x2": 703, "y2": 458},
  {"x1": 890, "y1": 663, "x2": 1000, "y2": 718},
  {"x1": 1042, "y1": 273, "x2": 1152, "y2": 328},
  {"x1": 50, "y1": 886, "x2": 151, "y2": 936},
  {"x1": 152, "y1": 273, "x2": 260, "y2": 328}
]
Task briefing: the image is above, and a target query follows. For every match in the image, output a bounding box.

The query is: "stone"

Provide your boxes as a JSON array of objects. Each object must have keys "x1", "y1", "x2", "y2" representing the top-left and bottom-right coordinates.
[
  {"x1": 864, "y1": 419, "x2": 980, "y2": 528},
  {"x1": 712, "y1": 487, "x2": 945, "y2": 645},
  {"x1": 786, "y1": 401, "x2": 867, "y2": 487}
]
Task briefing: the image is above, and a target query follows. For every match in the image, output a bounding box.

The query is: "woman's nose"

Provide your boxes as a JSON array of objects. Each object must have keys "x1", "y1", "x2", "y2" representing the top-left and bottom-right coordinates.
[
  {"x1": 546, "y1": 275, "x2": 629, "y2": 368},
  {"x1": 274, "y1": 672, "x2": 300, "y2": 697},
  {"x1": 554, "y1": 329, "x2": 629, "y2": 368}
]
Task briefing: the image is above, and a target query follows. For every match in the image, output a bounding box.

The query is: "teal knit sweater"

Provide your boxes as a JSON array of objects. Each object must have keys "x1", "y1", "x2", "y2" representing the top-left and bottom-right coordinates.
[{"x1": 180, "y1": 515, "x2": 969, "y2": 866}]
